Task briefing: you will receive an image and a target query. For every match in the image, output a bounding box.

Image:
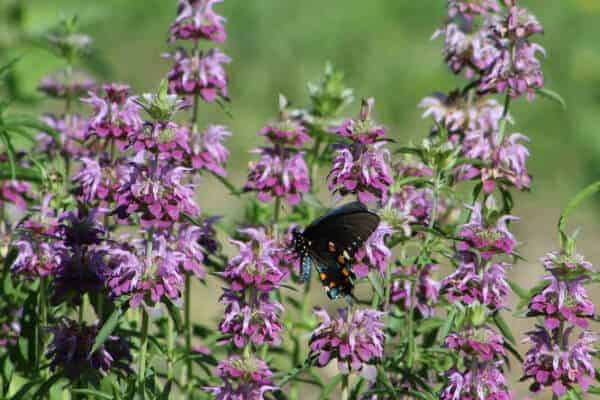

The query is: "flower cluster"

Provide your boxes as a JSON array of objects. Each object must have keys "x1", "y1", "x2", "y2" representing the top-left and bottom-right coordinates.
[
  {"x1": 521, "y1": 249, "x2": 598, "y2": 397},
  {"x1": 309, "y1": 307, "x2": 385, "y2": 375},
  {"x1": 218, "y1": 228, "x2": 286, "y2": 347},
  {"x1": 328, "y1": 99, "x2": 392, "y2": 205},
  {"x1": 205, "y1": 356, "x2": 277, "y2": 400},
  {"x1": 37, "y1": 114, "x2": 89, "y2": 159},
  {"x1": 245, "y1": 107, "x2": 311, "y2": 206},
  {"x1": 38, "y1": 70, "x2": 96, "y2": 99},
  {"x1": 390, "y1": 264, "x2": 440, "y2": 318},
  {"x1": 46, "y1": 319, "x2": 132, "y2": 380},
  {"x1": 83, "y1": 83, "x2": 143, "y2": 150},
  {"x1": 188, "y1": 124, "x2": 231, "y2": 176},
  {"x1": 435, "y1": 0, "x2": 545, "y2": 100},
  {"x1": 352, "y1": 222, "x2": 393, "y2": 277},
  {"x1": 169, "y1": 0, "x2": 226, "y2": 43}
]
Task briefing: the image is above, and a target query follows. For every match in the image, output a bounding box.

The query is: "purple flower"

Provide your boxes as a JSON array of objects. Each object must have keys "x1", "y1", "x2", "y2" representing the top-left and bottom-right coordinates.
[
  {"x1": 224, "y1": 228, "x2": 286, "y2": 292},
  {"x1": 58, "y1": 208, "x2": 105, "y2": 248},
  {"x1": 165, "y1": 48, "x2": 230, "y2": 102},
  {"x1": 129, "y1": 236, "x2": 186, "y2": 307},
  {"x1": 204, "y1": 356, "x2": 277, "y2": 400},
  {"x1": 219, "y1": 290, "x2": 283, "y2": 348},
  {"x1": 352, "y1": 222, "x2": 393, "y2": 277},
  {"x1": 457, "y1": 203, "x2": 517, "y2": 259},
  {"x1": 527, "y1": 275, "x2": 594, "y2": 330},
  {"x1": 116, "y1": 164, "x2": 200, "y2": 228},
  {"x1": 51, "y1": 248, "x2": 107, "y2": 306},
  {"x1": 309, "y1": 307, "x2": 385, "y2": 374},
  {"x1": 189, "y1": 124, "x2": 231, "y2": 176},
  {"x1": 0, "y1": 180, "x2": 30, "y2": 211},
  {"x1": 38, "y1": 70, "x2": 96, "y2": 99},
  {"x1": 47, "y1": 319, "x2": 132, "y2": 380},
  {"x1": 72, "y1": 155, "x2": 124, "y2": 205},
  {"x1": 457, "y1": 132, "x2": 531, "y2": 193},
  {"x1": 102, "y1": 243, "x2": 143, "y2": 299},
  {"x1": 332, "y1": 98, "x2": 386, "y2": 145},
  {"x1": 83, "y1": 83, "x2": 143, "y2": 150},
  {"x1": 522, "y1": 327, "x2": 596, "y2": 396},
  {"x1": 541, "y1": 250, "x2": 594, "y2": 279},
  {"x1": 442, "y1": 261, "x2": 510, "y2": 310},
  {"x1": 434, "y1": 22, "x2": 500, "y2": 79},
  {"x1": 245, "y1": 148, "x2": 310, "y2": 206},
  {"x1": 37, "y1": 114, "x2": 89, "y2": 158},
  {"x1": 174, "y1": 223, "x2": 210, "y2": 279},
  {"x1": 387, "y1": 185, "x2": 440, "y2": 229},
  {"x1": 419, "y1": 92, "x2": 504, "y2": 135},
  {"x1": 131, "y1": 121, "x2": 191, "y2": 162},
  {"x1": 328, "y1": 143, "x2": 392, "y2": 205},
  {"x1": 0, "y1": 308, "x2": 22, "y2": 349},
  {"x1": 390, "y1": 264, "x2": 440, "y2": 317},
  {"x1": 441, "y1": 363, "x2": 511, "y2": 400},
  {"x1": 447, "y1": 0, "x2": 500, "y2": 19},
  {"x1": 259, "y1": 119, "x2": 311, "y2": 148},
  {"x1": 446, "y1": 327, "x2": 505, "y2": 362},
  {"x1": 169, "y1": 0, "x2": 227, "y2": 43},
  {"x1": 479, "y1": 6, "x2": 545, "y2": 100}
]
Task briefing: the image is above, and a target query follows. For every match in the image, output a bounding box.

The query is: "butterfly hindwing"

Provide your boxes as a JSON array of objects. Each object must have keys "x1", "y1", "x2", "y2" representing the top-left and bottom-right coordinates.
[{"x1": 294, "y1": 201, "x2": 380, "y2": 300}]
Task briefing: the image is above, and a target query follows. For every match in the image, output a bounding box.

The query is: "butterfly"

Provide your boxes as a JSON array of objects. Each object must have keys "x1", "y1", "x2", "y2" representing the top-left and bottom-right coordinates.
[{"x1": 292, "y1": 201, "x2": 380, "y2": 300}]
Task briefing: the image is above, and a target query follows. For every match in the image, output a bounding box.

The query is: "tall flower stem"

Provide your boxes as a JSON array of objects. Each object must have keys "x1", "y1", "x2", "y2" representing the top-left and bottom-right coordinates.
[
  {"x1": 37, "y1": 277, "x2": 48, "y2": 378},
  {"x1": 341, "y1": 373, "x2": 350, "y2": 400},
  {"x1": 167, "y1": 313, "x2": 175, "y2": 381},
  {"x1": 184, "y1": 273, "x2": 193, "y2": 392},
  {"x1": 138, "y1": 308, "x2": 149, "y2": 399}
]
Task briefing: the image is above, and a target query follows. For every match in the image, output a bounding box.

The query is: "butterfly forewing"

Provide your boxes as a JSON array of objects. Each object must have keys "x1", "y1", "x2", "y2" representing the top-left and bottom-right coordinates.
[{"x1": 296, "y1": 201, "x2": 380, "y2": 299}]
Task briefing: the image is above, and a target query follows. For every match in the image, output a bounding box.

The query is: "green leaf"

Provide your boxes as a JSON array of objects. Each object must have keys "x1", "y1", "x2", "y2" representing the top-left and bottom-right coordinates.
[
  {"x1": 90, "y1": 307, "x2": 123, "y2": 355},
  {"x1": 367, "y1": 270, "x2": 384, "y2": 298},
  {"x1": 71, "y1": 389, "x2": 113, "y2": 399},
  {"x1": 0, "y1": 57, "x2": 21, "y2": 80},
  {"x1": 493, "y1": 312, "x2": 516, "y2": 345},
  {"x1": 319, "y1": 374, "x2": 343, "y2": 400},
  {"x1": 164, "y1": 298, "x2": 183, "y2": 333},
  {"x1": 558, "y1": 180, "x2": 600, "y2": 247},
  {"x1": 31, "y1": 374, "x2": 63, "y2": 399},
  {"x1": 507, "y1": 279, "x2": 528, "y2": 300},
  {"x1": 439, "y1": 307, "x2": 457, "y2": 342},
  {"x1": 158, "y1": 380, "x2": 173, "y2": 400},
  {"x1": 0, "y1": 129, "x2": 17, "y2": 180},
  {"x1": 536, "y1": 87, "x2": 566, "y2": 109},
  {"x1": 3, "y1": 115, "x2": 62, "y2": 143},
  {"x1": 9, "y1": 380, "x2": 41, "y2": 400}
]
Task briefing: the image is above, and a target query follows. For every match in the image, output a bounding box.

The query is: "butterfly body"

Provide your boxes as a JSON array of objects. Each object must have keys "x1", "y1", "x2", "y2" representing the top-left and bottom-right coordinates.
[{"x1": 292, "y1": 201, "x2": 380, "y2": 299}]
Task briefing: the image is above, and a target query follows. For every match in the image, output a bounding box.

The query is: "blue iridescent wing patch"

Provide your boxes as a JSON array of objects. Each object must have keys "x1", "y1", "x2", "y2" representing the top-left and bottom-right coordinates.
[{"x1": 300, "y1": 256, "x2": 313, "y2": 282}]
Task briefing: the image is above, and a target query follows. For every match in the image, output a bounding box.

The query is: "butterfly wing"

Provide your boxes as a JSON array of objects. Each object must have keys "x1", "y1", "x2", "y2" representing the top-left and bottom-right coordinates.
[
  {"x1": 303, "y1": 201, "x2": 380, "y2": 263},
  {"x1": 301, "y1": 201, "x2": 380, "y2": 299}
]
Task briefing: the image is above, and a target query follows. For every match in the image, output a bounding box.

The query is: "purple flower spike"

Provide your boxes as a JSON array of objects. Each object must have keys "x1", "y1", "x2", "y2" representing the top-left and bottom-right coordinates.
[
  {"x1": 165, "y1": 48, "x2": 230, "y2": 102},
  {"x1": 169, "y1": 0, "x2": 227, "y2": 43},
  {"x1": 189, "y1": 124, "x2": 231, "y2": 176},
  {"x1": 523, "y1": 328, "x2": 597, "y2": 396},
  {"x1": 0, "y1": 180, "x2": 30, "y2": 211},
  {"x1": 47, "y1": 319, "x2": 132, "y2": 380},
  {"x1": 38, "y1": 70, "x2": 96, "y2": 99},
  {"x1": 259, "y1": 118, "x2": 311, "y2": 148},
  {"x1": 131, "y1": 121, "x2": 191, "y2": 162},
  {"x1": 352, "y1": 222, "x2": 393, "y2": 277},
  {"x1": 390, "y1": 264, "x2": 440, "y2": 317},
  {"x1": 446, "y1": 327, "x2": 505, "y2": 362},
  {"x1": 219, "y1": 290, "x2": 283, "y2": 348},
  {"x1": 245, "y1": 149, "x2": 310, "y2": 206},
  {"x1": 328, "y1": 143, "x2": 392, "y2": 205},
  {"x1": 83, "y1": 83, "x2": 143, "y2": 150},
  {"x1": 37, "y1": 114, "x2": 89, "y2": 159},
  {"x1": 448, "y1": 0, "x2": 500, "y2": 19},
  {"x1": 204, "y1": 356, "x2": 277, "y2": 400},
  {"x1": 441, "y1": 363, "x2": 511, "y2": 400},
  {"x1": 116, "y1": 164, "x2": 200, "y2": 228},
  {"x1": 527, "y1": 275, "x2": 594, "y2": 330},
  {"x1": 442, "y1": 261, "x2": 510, "y2": 310},
  {"x1": 224, "y1": 228, "x2": 286, "y2": 291},
  {"x1": 332, "y1": 98, "x2": 386, "y2": 145},
  {"x1": 457, "y1": 203, "x2": 518, "y2": 259},
  {"x1": 309, "y1": 307, "x2": 385, "y2": 374}
]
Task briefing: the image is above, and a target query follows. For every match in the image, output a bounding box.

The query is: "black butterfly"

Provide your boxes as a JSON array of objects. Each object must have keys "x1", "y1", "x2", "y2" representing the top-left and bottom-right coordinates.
[{"x1": 292, "y1": 201, "x2": 380, "y2": 300}]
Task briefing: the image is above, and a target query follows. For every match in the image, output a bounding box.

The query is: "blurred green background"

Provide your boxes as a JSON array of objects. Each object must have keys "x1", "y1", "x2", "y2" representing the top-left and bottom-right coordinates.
[{"x1": 2, "y1": 0, "x2": 600, "y2": 397}]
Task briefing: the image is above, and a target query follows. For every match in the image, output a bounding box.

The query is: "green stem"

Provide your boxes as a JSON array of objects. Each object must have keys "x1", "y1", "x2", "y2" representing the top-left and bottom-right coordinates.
[
  {"x1": 184, "y1": 273, "x2": 193, "y2": 392},
  {"x1": 167, "y1": 313, "x2": 175, "y2": 381},
  {"x1": 273, "y1": 196, "x2": 281, "y2": 224},
  {"x1": 38, "y1": 278, "x2": 48, "y2": 378},
  {"x1": 341, "y1": 373, "x2": 350, "y2": 400},
  {"x1": 138, "y1": 309, "x2": 149, "y2": 399}
]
